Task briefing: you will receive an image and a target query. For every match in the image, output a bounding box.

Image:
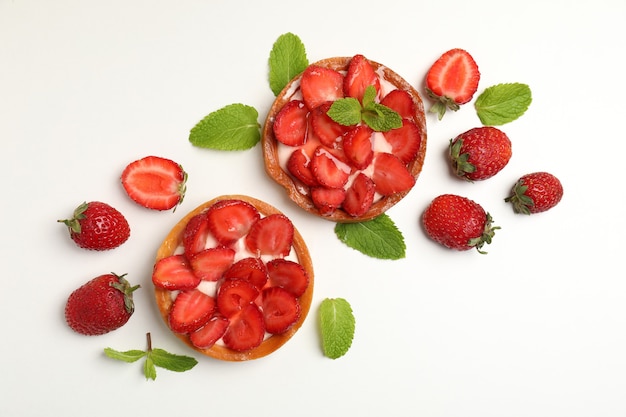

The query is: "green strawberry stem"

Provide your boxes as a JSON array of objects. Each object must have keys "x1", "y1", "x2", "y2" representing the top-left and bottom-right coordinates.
[
  {"x1": 468, "y1": 213, "x2": 500, "y2": 254},
  {"x1": 56, "y1": 201, "x2": 89, "y2": 233},
  {"x1": 109, "y1": 273, "x2": 141, "y2": 314}
]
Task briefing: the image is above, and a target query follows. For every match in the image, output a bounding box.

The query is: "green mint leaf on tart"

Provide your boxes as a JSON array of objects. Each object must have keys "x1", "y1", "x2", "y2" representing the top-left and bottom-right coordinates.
[
  {"x1": 474, "y1": 82, "x2": 532, "y2": 126},
  {"x1": 334, "y1": 213, "x2": 406, "y2": 260},
  {"x1": 189, "y1": 103, "x2": 260, "y2": 150},
  {"x1": 362, "y1": 102, "x2": 402, "y2": 132},
  {"x1": 269, "y1": 32, "x2": 309, "y2": 96},
  {"x1": 320, "y1": 298, "x2": 355, "y2": 359},
  {"x1": 328, "y1": 86, "x2": 402, "y2": 132},
  {"x1": 104, "y1": 333, "x2": 198, "y2": 381},
  {"x1": 327, "y1": 97, "x2": 362, "y2": 125}
]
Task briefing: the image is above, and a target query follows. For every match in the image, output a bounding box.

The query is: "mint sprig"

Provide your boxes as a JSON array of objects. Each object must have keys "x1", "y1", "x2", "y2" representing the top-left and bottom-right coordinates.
[
  {"x1": 320, "y1": 298, "x2": 355, "y2": 359},
  {"x1": 475, "y1": 82, "x2": 532, "y2": 126},
  {"x1": 189, "y1": 103, "x2": 260, "y2": 150},
  {"x1": 268, "y1": 32, "x2": 309, "y2": 97},
  {"x1": 327, "y1": 85, "x2": 402, "y2": 132},
  {"x1": 334, "y1": 213, "x2": 406, "y2": 260},
  {"x1": 104, "y1": 333, "x2": 198, "y2": 381}
]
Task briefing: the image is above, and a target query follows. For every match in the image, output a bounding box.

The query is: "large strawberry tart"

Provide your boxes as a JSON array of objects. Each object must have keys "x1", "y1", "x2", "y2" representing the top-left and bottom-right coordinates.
[
  {"x1": 262, "y1": 55, "x2": 427, "y2": 222},
  {"x1": 153, "y1": 195, "x2": 313, "y2": 361}
]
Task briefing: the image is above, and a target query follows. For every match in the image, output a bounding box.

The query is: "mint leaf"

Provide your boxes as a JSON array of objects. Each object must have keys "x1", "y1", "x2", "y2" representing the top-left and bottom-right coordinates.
[
  {"x1": 104, "y1": 348, "x2": 146, "y2": 363},
  {"x1": 327, "y1": 97, "x2": 362, "y2": 126},
  {"x1": 144, "y1": 355, "x2": 157, "y2": 381},
  {"x1": 327, "y1": 86, "x2": 402, "y2": 132},
  {"x1": 268, "y1": 32, "x2": 309, "y2": 96},
  {"x1": 320, "y1": 298, "x2": 355, "y2": 359},
  {"x1": 150, "y1": 348, "x2": 198, "y2": 372},
  {"x1": 362, "y1": 103, "x2": 402, "y2": 132},
  {"x1": 189, "y1": 103, "x2": 260, "y2": 150},
  {"x1": 361, "y1": 84, "x2": 377, "y2": 108},
  {"x1": 475, "y1": 83, "x2": 532, "y2": 126},
  {"x1": 334, "y1": 213, "x2": 406, "y2": 260}
]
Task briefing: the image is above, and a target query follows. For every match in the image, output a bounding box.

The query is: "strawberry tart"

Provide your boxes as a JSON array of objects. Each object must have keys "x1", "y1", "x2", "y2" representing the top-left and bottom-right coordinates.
[
  {"x1": 153, "y1": 195, "x2": 313, "y2": 361},
  {"x1": 262, "y1": 54, "x2": 427, "y2": 222}
]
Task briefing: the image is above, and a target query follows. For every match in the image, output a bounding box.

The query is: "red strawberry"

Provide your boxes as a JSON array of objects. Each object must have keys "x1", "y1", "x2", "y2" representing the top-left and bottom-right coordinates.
[
  {"x1": 300, "y1": 65, "x2": 344, "y2": 110},
  {"x1": 310, "y1": 186, "x2": 346, "y2": 216},
  {"x1": 371, "y1": 153, "x2": 416, "y2": 195},
  {"x1": 383, "y1": 119, "x2": 422, "y2": 164},
  {"x1": 311, "y1": 146, "x2": 351, "y2": 189},
  {"x1": 266, "y1": 259, "x2": 309, "y2": 297},
  {"x1": 168, "y1": 289, "x2": 216, "y2": 333},
  {"x1": 189, "y1": 315, "x2": 229, "y2": 349},
  {"x1": 152, "y1": 254, "x2": 201, "y2": 291},
  {"x1": 343, "y1": 173, "x2": 376, "y2": 217},
  {"x1": 223, "y1": 257, "x2": 269, "y2": 290},
  {"x1": 121, "y1": 155, "x2": 187, "y2": 211},
  {"x1": 272, "y1": 99, "x2": 309, "y2": 146},
  {"x1": 182, "y1": 211, "x2": 211, "y2": 255},
  {"x1": 426, "y1": 48, "x2": 480, "y2": 119},
  {"x1": 287, "y1": 149, "x2": 319, "y2": 187},
  {"x1": 222, "y1": 304, "x2": 265, "y2": 351},
  {"x1": 344, "y1": 54, "x2": 380, "y2": 103},
  {"x1": 245, "y1": 214, "x2": 294, "y2": 257},
  {"x1": 449, "y1": 126, "x2": 512, "y2": 181},
  {"x1": 505, "y1": 172, "x2": 564, "y2": 214},
  {"x1": 380, "y1": 89, "x2": 416, "y2": 120},
  {"x1": 188, "y1": 247, "x2": 236, "y2": 281},
  {"x1": 206, "y1": 199, "x2": 261, "y2": 245},
  {"x1": 310, "y1": 101, "x2": 349, "y2": 147},
  {"x1": 261, "y1": 287, "x2": 301, "y2": 334},
  {"x1": 65, "y1": 273, "x2": 139, "y2": 335},
  {"x1": 216, "y1": 278, "x2": 259, "y2": 318},
  {"x1": 58, "y1": 201, "x2": 130, "y2": 251},
  {"x1": 422, "y1": 194, "x2": 499, "y2": 253},
  {"x1": 343, "y1": 125, "x2": 374, "y2": 170}
]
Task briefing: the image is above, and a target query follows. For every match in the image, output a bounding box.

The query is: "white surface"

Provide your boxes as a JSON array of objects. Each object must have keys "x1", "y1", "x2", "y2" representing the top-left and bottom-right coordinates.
[{"x1": 2, "y1": 1, "x2": 625, "y2": 416}]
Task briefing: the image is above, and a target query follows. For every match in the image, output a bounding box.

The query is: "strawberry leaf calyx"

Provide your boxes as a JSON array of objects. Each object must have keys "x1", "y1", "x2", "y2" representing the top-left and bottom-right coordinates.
[
  {"x1": 449, "y1": 138, "x2": 476, "y2": 179},
  {"x1": 425, "y1": 87, "x2": 460, "y2": 120},
  {"x1": 328, "y1": 85, "x2": 402, "y2": 132},
  {"x1": 57, "y1": 201, "x2": 89, "y2": 234},
  {"x1": 468, "y1": 213, "x2": 500, "y2": 254},
  {"x1": 504, "y1": 181, "x2": 534, "y2": 215},
  {"x1": 109, "y1": 273, "x2": 141, "y2": 314}
]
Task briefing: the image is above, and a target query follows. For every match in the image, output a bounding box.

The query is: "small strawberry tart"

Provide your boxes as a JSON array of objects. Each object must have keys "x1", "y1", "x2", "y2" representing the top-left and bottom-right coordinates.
[
  {"x1": 153, "y1": 195, "x2": 313, "y2": 361},
  {"x1": 262, "y1": 55, "x2": 427, "y2": 222}
]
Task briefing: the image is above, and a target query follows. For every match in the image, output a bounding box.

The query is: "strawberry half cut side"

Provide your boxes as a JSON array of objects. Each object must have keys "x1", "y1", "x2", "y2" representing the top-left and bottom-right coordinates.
[
  {"x1": 300, "y1": 65, "x2": 345, "y2": 110},
  {"x1": 152, "y1": 254, "x2": 201, "y2": 291},
  {"x1": 188, "y1": 247, "x2": 236, "y2": 281},
  {"x1": 216, "y1": 278, "x2": 260, "y2": 318},
  {"x1": 272, "y1": 100, "x2": 309, "y2": 147},
  {"x1": 206, "y1": 199, "x2": 261, "y2": 246},
  {"x1": 245, "y1": 214, "x2": 294, "y2": 258},
  {"x1": 168, "y1": 289, "x2": 216, "y2": 334},
  {"x1": 266, "y1": 258, "x2": 309, "y2": 297},
  {"x1": 222, "y1": 304, "x2": 265, "y2": 352},
  {"x1": 261, "y1": 286, "x2": 301, "y2": 334},
  {"x1": 189, "y1": 315, "x2": 230, "y2": 349},
  {"x1": 223, "y1": 257, "x2": 269, "y2": 290}
]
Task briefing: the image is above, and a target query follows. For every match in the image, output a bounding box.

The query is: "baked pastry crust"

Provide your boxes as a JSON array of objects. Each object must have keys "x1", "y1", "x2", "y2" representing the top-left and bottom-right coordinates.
[
  {"x1": 154, "y1": 194, "x2": 314, "y2": 361},
  {"x1": 262, "y1": 56, "x2": 427, "y2": 223}
]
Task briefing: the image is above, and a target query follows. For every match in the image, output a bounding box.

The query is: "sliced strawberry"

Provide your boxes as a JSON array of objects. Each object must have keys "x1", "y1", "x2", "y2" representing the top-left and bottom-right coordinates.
[
  {"x1": 300, "y1": 65, "x2": 344, "y2": 110},
  {"x1": 189, "y1": 315, "x2": 229, "y2": 349},
  {"x1": 152, "y1": 254, "x2": 200, "y2": 291},
  {"x1": 287, "y1": 149, "x2": 319, "y2": 187},
  {"x1": 223, "y1": 257, "x2": 269, "y2": 290},
  {"x1": 343, "y1": 173, "x2": 376, "y2": 217},
  {"x1": 372, "y1": 153, "x2": 416, "y2": 195},
  {"x1": 245, "y1": 214, "x2": 294, "y2": 258},
  {"x1": 188, "y1": 247, "x2": 236, "y2": 281},
  {"x1": 272, "y1": 99, "x2": 309, "y2": 146},
  {"x1": 168, "y1": 289, "x2": 216, "y2": 334},
  {"x1": 222, "y1": 304, "x2": 265, "y2": 352},
  {"x1": 344, "y1": 54, "x2": 380, "y2": 103},
  {"x1": 266, "y1": 258, "x2": 309, "y2": 297},
  {"x1": 182, "y1": 211, "x2": 211, "y2": 255},
  {"x1": 261, "y1": 286, "x2": 301, "y2": 334},
  {"x1": 311, "y1": 146, "x2": 350, "y2": 189},
  {"x1": 121, "y1": 155, "x2": 187, "y2": 211},
  {"x1": 383, "y1": 119, "x2": 421, "y2": 164},
  {"x1": 216, "y1": 278, "x2": 259, "y2": 318},
  {"x1": 310, "y1": 101, "x2": 349, "y2": 147},
  {"x1": 342, "y1": 125, "x2": 374, "y2": 170},
  {"x1": 206, "y1": 199, "x2": 261, "y2": 246},
  {"x1": 310, "y1": 186, "x2": 346, "y2": 216},
  {"x1": 380, "y1": 89, "x2": 416, "y2": 120}
]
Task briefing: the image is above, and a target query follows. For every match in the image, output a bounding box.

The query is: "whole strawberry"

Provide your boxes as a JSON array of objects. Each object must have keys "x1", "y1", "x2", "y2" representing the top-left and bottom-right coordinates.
[
  {"x1": 505, "y1": 172, "x2": 563, "y2": 214},
  {"x1": 58, "y1": 201, "x2": 130, "y2": 250},
  {"x1": 449, "y1": 126, "x2": 512, "y2": 181},
  {"x1": 65, "y1": 273, "x2": 140, "y2": 335},
  {"x1": 422, "y1": 194, "x2": 499, "y2": 253}
]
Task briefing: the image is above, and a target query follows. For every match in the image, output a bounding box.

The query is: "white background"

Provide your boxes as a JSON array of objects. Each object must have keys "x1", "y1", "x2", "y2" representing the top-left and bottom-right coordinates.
[{"x1": 2, "y1": 1, "x2": 625, "y2": 416}]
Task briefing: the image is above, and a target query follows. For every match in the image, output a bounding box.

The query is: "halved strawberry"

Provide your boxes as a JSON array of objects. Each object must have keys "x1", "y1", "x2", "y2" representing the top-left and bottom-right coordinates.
[
  {"x1": 182, "y1": 211, "x2": 211, "y2": 255},
  {"x1": 168, "y1": 289, "x2": 216, "y2": 334},
  {"x1": 287, "y1": 149, "x2": 319, "y2": 187},
  {"x1": 188, "y1": 247, "x2": 236, "y2": 281},
  {"x1": 300, "y1": 65, "x2": 344, "y2": 110},
  {"x1": 310, "y1": 101, "x2": 349, "y2": 147},
  {"x1": 245, "y1": 214, "x2": 294, "y2": 258},
  {"x1": 272, "y1": 99, "x2": 309, "y2": 146},
  {"x1": 342, "y1": 125, "x2": 374, "y2": 170},
  {"x1": 222, "y1": 304, "x2": 265, "y2": 352},
  {"x1": 266, "y1": 258, "x2": 309, "y2": 297},
  {"x1": 371, "y1": 153, "x2": 416, "y2": 195},
  {"x1": 223, "y1": 257, "x2": 269, "y2": 290},
  {"x1": 216, "y1": 278, "x2": 259, "y2": 318},
  {"x1": 311, "y1": 146, "x2": 350, "y2": 189},
  {"x1": 310, "y1": 186, "x2": 346, "y2": 216},
  {"x1": 380, "y1": 89, "x2": 416, "y2": 120},
  {"x1": 344, "y1": 54, "x2": 380, "y2": 103},
  {"x1": 261, "y1": 286, "x2": 301, "y2": 334},
  {"x1": 121, "y1": 155, "x2": 187, "y2": 211},
  {"x1": 343, "y1": 172, "x2": 376, "y2": 217},
  {"x1": 383, "y1": 119, "x2": 421, "y2": 164},
  {"x1": 206, "y1": 199, "x2": 261, "y2": 246},
  {"x1": 189, "y1": 315, "x2": 229, "y2": 349},
  {"x1": 152, "y1": 254, "x2": 200, "y2": 291}
]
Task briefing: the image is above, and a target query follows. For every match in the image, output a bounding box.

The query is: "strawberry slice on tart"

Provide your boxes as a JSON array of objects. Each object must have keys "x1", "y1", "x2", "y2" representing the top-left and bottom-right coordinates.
[{"x1": 154, "y1": 195, "x2": 314, "y2": 361}]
